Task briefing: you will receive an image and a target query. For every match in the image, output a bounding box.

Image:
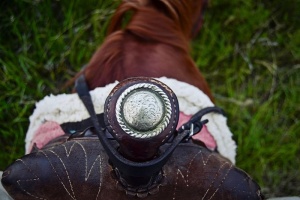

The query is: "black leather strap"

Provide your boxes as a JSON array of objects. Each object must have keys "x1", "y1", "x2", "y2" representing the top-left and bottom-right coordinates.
[
  {"x1": 75, "y1": 75, "x2": 226, "y2": 187},
  {"x1": 178, "y1": 106, "x2": 226, "y2": 135},
  {"x1": 75, "y1": 75, "x2": 190, "y2": 182},
  {"x1": 60, "y1": 114, "x2": 105, "y2": 134}
]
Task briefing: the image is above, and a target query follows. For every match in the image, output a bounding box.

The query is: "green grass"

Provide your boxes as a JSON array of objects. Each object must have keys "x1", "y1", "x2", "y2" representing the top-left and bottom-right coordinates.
[{"x1": 0, "y1": 0, "x2": 299, "y2": 198}]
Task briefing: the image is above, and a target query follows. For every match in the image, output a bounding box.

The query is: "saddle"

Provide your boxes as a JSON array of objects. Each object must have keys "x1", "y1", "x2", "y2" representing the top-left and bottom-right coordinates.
[{"x1": 1, "y1": 77, "x2": 264, "y2": 199}]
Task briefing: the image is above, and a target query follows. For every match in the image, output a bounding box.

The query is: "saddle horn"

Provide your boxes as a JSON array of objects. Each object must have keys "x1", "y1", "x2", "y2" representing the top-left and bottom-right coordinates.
[{"x1": 104, "y1": 77, "x2": 179, "y2": 162}]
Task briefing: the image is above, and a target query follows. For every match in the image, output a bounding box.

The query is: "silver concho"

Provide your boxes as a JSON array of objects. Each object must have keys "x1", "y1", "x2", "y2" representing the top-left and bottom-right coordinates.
[{"x1": 116, "y1": 83, "x2": 172, "y2": 139}]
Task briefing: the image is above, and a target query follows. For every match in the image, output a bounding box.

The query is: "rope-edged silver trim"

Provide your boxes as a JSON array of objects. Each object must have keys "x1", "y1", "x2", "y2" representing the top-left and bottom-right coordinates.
[{"x1": 116, "y1": 83, "x2": 172, "y2": 139}]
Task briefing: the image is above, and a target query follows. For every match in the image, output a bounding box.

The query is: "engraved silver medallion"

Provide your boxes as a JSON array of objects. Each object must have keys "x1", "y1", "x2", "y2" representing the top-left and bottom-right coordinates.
[
  {"x1": 122, "y1": 90, "x2": 164, "y2": 131},
  {"x1": 116, "y1": 83, "x2": 172, "y2": 139}
]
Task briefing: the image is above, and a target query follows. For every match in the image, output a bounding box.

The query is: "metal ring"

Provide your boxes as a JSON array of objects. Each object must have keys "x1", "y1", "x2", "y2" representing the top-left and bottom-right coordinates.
[{"x1": 115, "y1": 83, "x2": 172, "y2": 139}]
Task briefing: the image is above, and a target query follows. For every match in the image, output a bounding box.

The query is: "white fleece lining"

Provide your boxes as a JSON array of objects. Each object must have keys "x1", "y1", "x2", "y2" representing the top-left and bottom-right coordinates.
[{"x1": 25, "y1": 77, "x2": 237, "y2": 163}]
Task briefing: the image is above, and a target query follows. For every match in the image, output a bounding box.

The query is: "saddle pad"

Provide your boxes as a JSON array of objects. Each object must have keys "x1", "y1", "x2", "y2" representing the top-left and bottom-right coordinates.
[{"x1": 25, "y1": 77, "x2": 237, "y2": 163}]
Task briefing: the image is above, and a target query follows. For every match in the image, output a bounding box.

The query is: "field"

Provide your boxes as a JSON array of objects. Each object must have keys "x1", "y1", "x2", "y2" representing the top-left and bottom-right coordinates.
[{"x1": 0, "y1": 0, "x2": 299, "y2": 197}]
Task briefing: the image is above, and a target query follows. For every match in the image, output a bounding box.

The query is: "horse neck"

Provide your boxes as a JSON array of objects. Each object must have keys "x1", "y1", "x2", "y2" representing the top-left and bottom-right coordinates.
[
  {"x1": 83, "y1": 1, "x2": 213, "y2": 100},
  {"x1": 126, "y1": 6, "x2": 190, "y2": 52}
]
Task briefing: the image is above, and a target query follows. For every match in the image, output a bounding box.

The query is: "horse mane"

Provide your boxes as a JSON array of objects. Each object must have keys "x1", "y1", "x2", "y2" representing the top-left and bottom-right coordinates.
[
  {"x1": 107, "y1": 0, "x2": 197, "y2": 40},
  {"x1": 71, "y1": 0, "x2": 213, "y2": 100}
]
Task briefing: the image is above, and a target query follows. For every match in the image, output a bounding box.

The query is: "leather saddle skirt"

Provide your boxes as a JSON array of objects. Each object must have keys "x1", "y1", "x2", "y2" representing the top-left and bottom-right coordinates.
[{"x1": 2, "y1": 135, "x2": 263, "y2": 200}]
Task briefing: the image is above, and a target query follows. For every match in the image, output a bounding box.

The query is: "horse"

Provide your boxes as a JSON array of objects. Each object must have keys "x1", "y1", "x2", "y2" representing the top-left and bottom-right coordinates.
[
  {"x1": 73, "y1": 0, "x2": 213, "y2": 100},
  {"x1": 1, "y1": 0, "x2": 264, "y2": 199}
]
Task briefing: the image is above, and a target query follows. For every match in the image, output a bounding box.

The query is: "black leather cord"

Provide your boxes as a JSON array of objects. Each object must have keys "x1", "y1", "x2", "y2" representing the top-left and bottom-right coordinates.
[
  {"x1": 75, "y1": 74, "x2": 227, "y2": 187},
  {"x1": 75, "y1": 75, "x2": 190, "y2": 180}
]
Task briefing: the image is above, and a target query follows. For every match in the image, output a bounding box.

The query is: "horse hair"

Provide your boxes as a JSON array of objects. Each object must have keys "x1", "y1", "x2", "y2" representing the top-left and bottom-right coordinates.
[{"x1": 71, "y1": 0, "x2": 213, "y2": 101}]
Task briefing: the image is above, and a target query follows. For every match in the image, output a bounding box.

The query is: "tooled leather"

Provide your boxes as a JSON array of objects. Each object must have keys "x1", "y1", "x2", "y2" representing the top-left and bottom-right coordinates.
[{"x1": 2, "y1": 136, "x2": 263, "y2": 200}]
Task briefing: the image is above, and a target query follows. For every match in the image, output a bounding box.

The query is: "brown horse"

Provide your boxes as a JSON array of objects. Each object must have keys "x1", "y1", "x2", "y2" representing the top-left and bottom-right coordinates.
[
  {"x1": 1, "y1": 0, "x2": 264, "y2": 199},
  {"x1": 75, "y1": 0, "x2": 213, "y2": 101}
]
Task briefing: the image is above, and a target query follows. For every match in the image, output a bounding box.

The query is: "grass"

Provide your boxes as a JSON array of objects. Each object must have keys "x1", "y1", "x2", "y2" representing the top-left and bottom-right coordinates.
[{"x1": 0, "y1": 0, "x2": 299, "y2": 198}]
